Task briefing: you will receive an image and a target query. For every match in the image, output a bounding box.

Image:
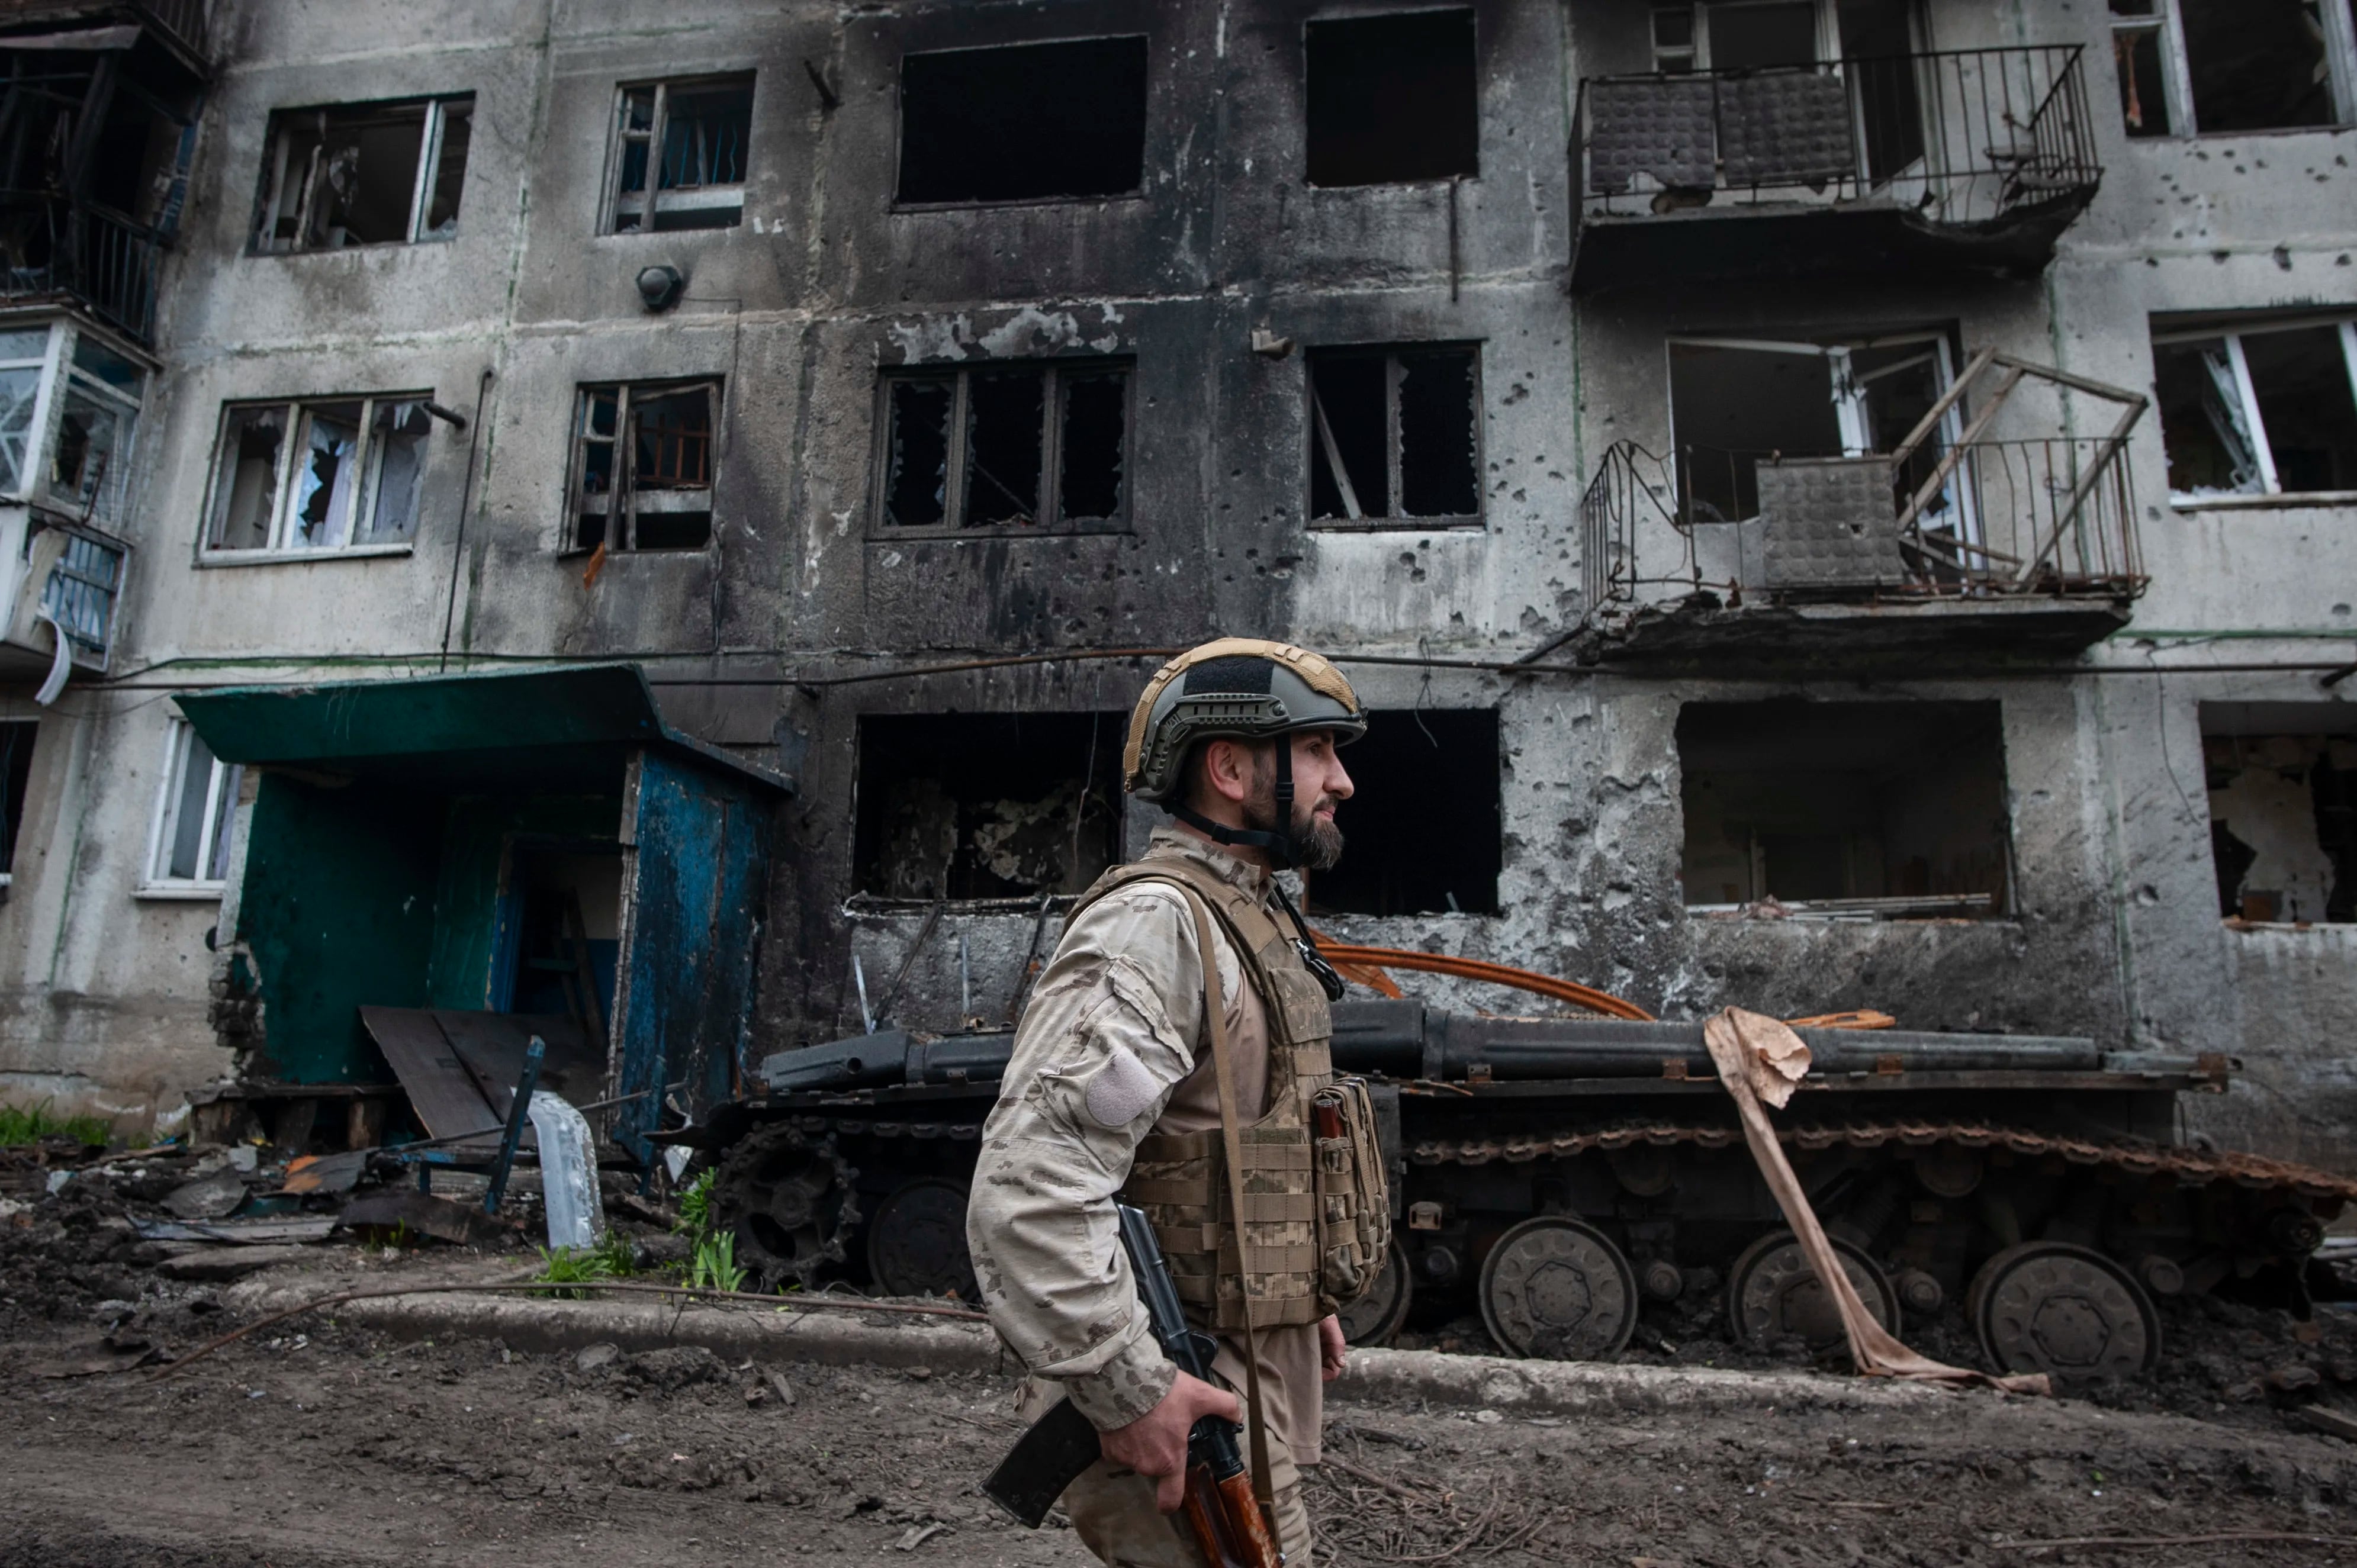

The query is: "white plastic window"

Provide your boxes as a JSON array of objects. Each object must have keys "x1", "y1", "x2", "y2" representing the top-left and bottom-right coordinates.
[
  {"x1": 255, "y1": 96, "x2": 474, "y2": 252},
  {"x1": 143, "y1": 717, "x2": 240, "y2": 893},
  {"x1": 2153, "y1": 316, "x2": 2357, "y2": 499},
  {"x1": 204, "y1": 395, "x2": 434, "y2": 553}
]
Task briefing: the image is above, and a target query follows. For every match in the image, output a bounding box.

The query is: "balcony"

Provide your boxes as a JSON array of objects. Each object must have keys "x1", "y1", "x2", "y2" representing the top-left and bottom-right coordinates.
[
  {"x1": 0, "y1": 197, "x2": 164, "y2": 342},
  {"x1": 1570, "y1": 46, "x2": 2100, "y2": 294},
  {"x1": 0, "y1": 1, "x2": 209, "y2": 74},
  {"x1": 1575, "y1": 350, "x2": 2148, "y2": 667}
]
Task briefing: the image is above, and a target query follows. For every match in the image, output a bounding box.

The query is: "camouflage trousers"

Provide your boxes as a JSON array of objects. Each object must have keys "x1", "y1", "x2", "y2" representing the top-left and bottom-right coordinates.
[{"x1": 1055, "y1": 1374, "x2": 1312, "y2": 1567}]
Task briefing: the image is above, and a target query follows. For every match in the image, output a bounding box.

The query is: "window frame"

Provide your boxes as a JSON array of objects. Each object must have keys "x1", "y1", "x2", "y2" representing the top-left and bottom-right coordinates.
[
  {"x1": 597, "y1": 74, "x2": 755, "y2": 236},
  {"x1": 870, "y1": 359, "x2": 1136, "y2": 536},
  {"x1": 566, "y1": 378, "x2": 725, "y2": 555},
  {"x1": 253, "y1": 94, "x2": 475, "y2": 255},
  {"x1": 198, "y1": 392, "x2": 437, "y2": 561},
  {"x1": 1305, "y1": 342, "x2": 1487, "y2": 532},
  {"x1": 139, "y1": 715, "x2": 241, "y2": 899},
  {"x1": 0, "y1": 318, "x2": 148, "y2": 528},
  {"x1": 2106, "y1": 0, "x2": 2357, "y2": 137},
  {"x1": 2153, "y1": 313, "x2": 2357, "y2": 506}
]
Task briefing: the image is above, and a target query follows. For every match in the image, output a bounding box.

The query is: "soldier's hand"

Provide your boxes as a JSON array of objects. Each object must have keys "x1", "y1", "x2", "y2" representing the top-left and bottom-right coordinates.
[
  {"x1": 1099, "y1": 1369, "x2": 1240, "y2": 1513},
  {"x1": 1319, "y1": 1314, "x2": 1348, "y2": 1382}
]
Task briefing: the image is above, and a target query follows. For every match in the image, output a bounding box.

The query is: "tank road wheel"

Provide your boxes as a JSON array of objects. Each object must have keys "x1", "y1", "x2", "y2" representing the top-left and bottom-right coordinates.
[
  {"x1": 1968, "y1": 1242, "x2": 2160, "y2": 1380},
  {"x1": 711, "y1": 1123, "x2": 861, "y2": 1292},
  {"x1": 1728, "y1": 1232, "x2": 1897, "y2": 1351},
  {"x1": 1337, "y1": 1240, "x2": 1413, "y2": 1348},
  {"x1": 1479, "y1": 1218, "x2": 1639, "y2": 1360},
  {"x1": 866, "y1": 1177, "x2": 980, "y2": 1301}
]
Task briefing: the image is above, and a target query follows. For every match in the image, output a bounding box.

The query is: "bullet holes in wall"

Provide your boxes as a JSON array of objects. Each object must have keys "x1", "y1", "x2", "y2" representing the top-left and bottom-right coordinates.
[
  {"x1": 1677, "y1": 701, "x2": 2012, "y2": 917},
  {"x1": 1305, "y1": 9, "x2": 1480, "y2": 187},
  {"x1": 896, "y1": 37, "x2": 1150, "y2": 205},
  {"x1": 1303, "y1": 709, "x2": 1501, "y2": 917},
  {"x1": 1308, "y1": 345, "x2": 1482, "y2": 527},
  {"x1": 853, "y1": 713, "x2": 1126, "y2": 901}
]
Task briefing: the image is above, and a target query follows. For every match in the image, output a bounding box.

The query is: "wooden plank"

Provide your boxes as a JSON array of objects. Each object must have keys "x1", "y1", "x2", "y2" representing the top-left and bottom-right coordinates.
[
  {"x1": 359, "y1": 1006, "x2": 500, "y2": 1142},
  {"x1": 433, "y1": 1010, "x2": 604, "y2": 1118}
]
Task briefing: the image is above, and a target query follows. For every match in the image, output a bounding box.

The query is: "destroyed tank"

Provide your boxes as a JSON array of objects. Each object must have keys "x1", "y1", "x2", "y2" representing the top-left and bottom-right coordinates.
[{"x1": 673, "y1": 999, "x2": 2357, "y2": 1384}]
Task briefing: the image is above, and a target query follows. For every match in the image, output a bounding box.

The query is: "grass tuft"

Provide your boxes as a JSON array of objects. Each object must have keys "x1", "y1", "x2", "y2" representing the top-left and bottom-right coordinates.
[
  {"x1": 530, "y1": 1231, "x2": 637, "y2": 1298},
  {"x1": 0, "y1": 1099, "x2": 110, "y2": 1148}
]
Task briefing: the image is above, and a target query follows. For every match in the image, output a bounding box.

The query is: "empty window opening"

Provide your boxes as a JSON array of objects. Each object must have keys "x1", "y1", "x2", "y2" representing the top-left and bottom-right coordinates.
[
  {"x1": 144, "y1": 716, "x2": 241, "y2": 892},
  {"x1": 2202, "y1": 714, "x2": 2357, "y2": 923},
  {"x1": 604, "y1": 75, "x2": 754, "y2": 233},
  {"x1": 571, "y1": 381, "x2": 719, "y2": 552},
  {"x1": 1305, "y1": 10, "x2": 1479, "y2": 186},
  {"x1": 205, "y1": 394, "x2": 435, "y2": 553},
  {"x1": 854, "y1": 714, "x2": 1124, "y2": 901},
  {"x1": 896, "y1": 38, "x2": 1149, "y2": 204},
  {"x1": 0, "y1": 721, "x2": 36, "y2": 878},
  {"x1": 1310, "y1": 345, "x2": 1481, "y2": 526},
  {"x1": 2107, "y1": 0, "x2": 2357, "y2": 136},
  {"x1": 1670, "y1": 331, "x2": 1964, "y2": 524},
  {"x1": 255, "y1": 96, "x2": 473, "y2": 252},
  {"x1": 2154, "y1": 316, "x2": 2357, "y2": 498},
  {"x1": 879, "y1": 362, "x2": 1130, "y2": 530},
  {"x1": 1707, "y1": 2, "x2": 1819, "y2": 70},
  {"x1": 1678, "y1": 701, "x2": 2011, "y2": 917},
  {"x1": 1304, "y1": 709, "x2": 1500, "y2": 917}
]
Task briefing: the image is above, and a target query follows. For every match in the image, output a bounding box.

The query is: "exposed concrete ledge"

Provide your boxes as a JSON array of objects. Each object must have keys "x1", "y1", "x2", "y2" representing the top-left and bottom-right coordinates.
[{"x1": 224, "y1": 1274, "x2": 1950, "y2": 1416}]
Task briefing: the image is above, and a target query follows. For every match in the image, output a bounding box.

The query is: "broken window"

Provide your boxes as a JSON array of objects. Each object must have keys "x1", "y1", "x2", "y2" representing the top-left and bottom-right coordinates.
[
  {"x1": 38, "y1": 529, "x2": 126, "y2": 667},
  {"x1": 603, "y1": 75, "x2": 754, "y2": 233},
  {"x1": 853, "y1": 713, "x2": 1124, "y2": 901},
  {"x1": 0, "y1": 721, "x2": 35, "y2": 880},
  {"x1": 2105, "y1": 0, "x2": 2357, "y2": 136},
  {"x1": 204, "y1": 395, "x2": 435, "y2": 553},
  {"x1": 571, "y1": 381, "x2": 719, "y2": 553},
  {"x1": 1304, "y1": 709, "x2": 1501, "y2": 917},
  {"x1": 1678, "y1": 700, "x2": 2012, "y2": 916},
  {"x1": 896, "y1": 38, "x2": 1149, "y2": 204},
  {"x1": 2203, "y1": 712, "x2": 2357, "y2": 922},
  {"x1": 44, "y1": 333, "x2": 142, "y2": 528},
  {"x1": 1305, "y1": 10, "x2": 1479, "y2": 186},
  {"x1": 0, "y1": 328, "x2": 49, "y2": 497},
  {"x1": 144, "y1": 716, "x2": 240, "y2": 893},
  {"x1": 879, "y1": 362, "x2": 1128, "y2": 530},
  {"x1": 1670, "y1": 330, "x2": 1966, "y2": 525},
  {"x1": 2154, "y1": 317, "x2": 2357, "y2": 498},
  {"x1": 1309, "y1": 346, "x2": 1481, "y2": 526},
  {"x1": 254, "y1": 96, "x2": 474, "y2": 252}
]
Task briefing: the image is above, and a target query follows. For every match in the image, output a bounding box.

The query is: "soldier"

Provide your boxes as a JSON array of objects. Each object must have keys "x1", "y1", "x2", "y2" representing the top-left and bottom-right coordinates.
[{"x1": 967, "y1": 637, "x2": 1384, "y2": 1566}]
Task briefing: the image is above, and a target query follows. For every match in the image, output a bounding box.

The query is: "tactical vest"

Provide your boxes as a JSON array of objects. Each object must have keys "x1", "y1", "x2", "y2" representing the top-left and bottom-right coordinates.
[{"x1": 1072, "y1": 851, "x2": 1388, "y2": 1331}]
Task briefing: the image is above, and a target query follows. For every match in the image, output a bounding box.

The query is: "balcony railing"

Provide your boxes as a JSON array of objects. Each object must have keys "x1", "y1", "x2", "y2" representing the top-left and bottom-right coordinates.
[
  {"x1": 0, "y1": 196, "x2": 163, "y2": 342},
  {"x1": 1583, "y1": 353, "x2": 2149, "y2": 619},
  {"x1": 1, "y1": 1, "x2": 209, "y2": 64},
  {"x1": 1575, "y1": 45, "x2": 2098, "y2": 230}
]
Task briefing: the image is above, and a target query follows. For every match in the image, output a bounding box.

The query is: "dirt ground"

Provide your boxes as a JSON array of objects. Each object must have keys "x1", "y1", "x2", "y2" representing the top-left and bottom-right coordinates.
[{"x1": 11, "y1": 1151, "x2": 2357, "y2": 1566}]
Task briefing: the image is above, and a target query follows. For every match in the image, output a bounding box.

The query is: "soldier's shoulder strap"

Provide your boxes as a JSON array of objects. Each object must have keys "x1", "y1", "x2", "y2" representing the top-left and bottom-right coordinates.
[{"x1": 1066, "y1": 856, "x2": 1287, "y2": 1009}]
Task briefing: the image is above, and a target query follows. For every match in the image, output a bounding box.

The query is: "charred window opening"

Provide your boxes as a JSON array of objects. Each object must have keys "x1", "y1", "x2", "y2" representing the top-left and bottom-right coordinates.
[
  {"x1": 879, "y1": 362, "x2": 1130, "y2": 530},
  {"x1": 896, "y1": 38, "x2": 1149, "y2": 205},
  {"x1": 603, "y1": 75, "x2": 754, "y2": 234},
  {"x1": 1309, "y1": 346, "x2": 1481, "y2": 526},
  {"x1": 2154, "y1": 316, "x2": 2357, "y2": 498},
  {"x1": 0, "y1": 721, "x2": 34, "y2": 875},
  {"x1": 1678, "y1": 701, "x2": 2012, "y2": 917},
  {"x1": 2202, "y1": 709, "x2": 2357, "y2": 923},
  {"x1": 571, "y1": 381, "x2": 719, "y2": 553},
  {"x1": 854, "y1": 714, "x2": 1125, "y2": 901},
  {"x1": 255, "y1": 96, "x2": 473, "y2": 252},
  {"x1": 1304, "y1": 709, "x2": 1500, "y2": 917},
  {"x1": 1305, "y1": 10, "x2": 1479, "y2": 186}
]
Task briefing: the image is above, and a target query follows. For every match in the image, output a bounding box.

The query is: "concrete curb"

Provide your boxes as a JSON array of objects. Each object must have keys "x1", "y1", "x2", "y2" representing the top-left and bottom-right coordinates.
[{"x1": 224, "y1": 1275, "x2": 1949, "y2": 1416}]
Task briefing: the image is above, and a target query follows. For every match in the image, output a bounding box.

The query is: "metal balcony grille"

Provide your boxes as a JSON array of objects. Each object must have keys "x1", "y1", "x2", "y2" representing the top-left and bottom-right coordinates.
[
  {"x1": 0, "y1": 197, "x2": 164, "y2": 342},
  {"x1": 38, "y1": 527, "x2": 123, "y2": 665},
  {"x1": 1575, "y1": 46, "x2": 2099, "y2": 228}
]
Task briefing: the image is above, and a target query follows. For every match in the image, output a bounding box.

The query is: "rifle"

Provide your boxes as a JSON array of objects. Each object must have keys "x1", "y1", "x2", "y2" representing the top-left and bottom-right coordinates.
[{"x1": 983, "y1": 1202, "x2": 1284, "y2": 1567}]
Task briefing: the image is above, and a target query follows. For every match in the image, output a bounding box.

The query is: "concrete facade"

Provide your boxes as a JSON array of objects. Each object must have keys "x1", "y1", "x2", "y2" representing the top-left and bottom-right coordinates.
[{"x1": 0, "y1": 0, "x2": 2348, "y2": 1167}]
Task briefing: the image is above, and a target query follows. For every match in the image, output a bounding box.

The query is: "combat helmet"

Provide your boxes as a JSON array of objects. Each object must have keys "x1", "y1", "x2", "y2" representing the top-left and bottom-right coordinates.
[{"x1": 1123, "y1": 637, "x2": 1366, "y2": 868}]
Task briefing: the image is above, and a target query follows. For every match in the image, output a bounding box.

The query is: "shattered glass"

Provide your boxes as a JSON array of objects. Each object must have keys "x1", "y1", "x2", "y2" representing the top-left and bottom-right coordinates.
[
  {"x1": 290, "y1": 402, "x2": 364, "y2": 548},
  {"x1": 361, "y1": 400, "x2": 432, "y2": 543},
  {"x1": 207, "y1": 405, "x2": 287, "y2": 550},
  {"x1": 885, "y1": 378, "x2": 952, "y2": 527}
]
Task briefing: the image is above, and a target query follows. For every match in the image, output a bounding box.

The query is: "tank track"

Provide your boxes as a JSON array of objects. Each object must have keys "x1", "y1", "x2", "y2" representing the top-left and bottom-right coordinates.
[{"x1": 1409, "y1": 1119, "x2": 2357, "y2": 1205}]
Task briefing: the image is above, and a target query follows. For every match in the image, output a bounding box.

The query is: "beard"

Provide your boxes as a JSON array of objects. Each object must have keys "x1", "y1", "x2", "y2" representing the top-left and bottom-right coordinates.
[{"x1": 1242, "y1": 784, "x2": 1346, "y2": 871}]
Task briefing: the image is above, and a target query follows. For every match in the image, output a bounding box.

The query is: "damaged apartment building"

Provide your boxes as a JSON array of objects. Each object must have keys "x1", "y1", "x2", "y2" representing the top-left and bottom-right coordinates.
[{"x1": 0, "y1": 0, "x2": 2345, "y2": 1172}]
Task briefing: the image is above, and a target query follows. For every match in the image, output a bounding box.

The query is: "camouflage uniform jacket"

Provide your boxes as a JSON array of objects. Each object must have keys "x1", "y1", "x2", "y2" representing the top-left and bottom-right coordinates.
[{"x1": 966, "y1": 827, "x2": 1305, "y2": 1434}]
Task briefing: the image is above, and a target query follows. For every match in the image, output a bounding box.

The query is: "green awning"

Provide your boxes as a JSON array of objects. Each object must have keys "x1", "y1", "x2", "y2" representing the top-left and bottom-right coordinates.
[{"x1": 175, "y1": 664, "x2": 790, "y2": 796}]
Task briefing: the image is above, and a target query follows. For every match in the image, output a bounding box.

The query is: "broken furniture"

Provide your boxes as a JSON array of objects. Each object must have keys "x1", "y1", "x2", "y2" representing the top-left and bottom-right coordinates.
[{"x1": 176, "y1": 663, "x2": 792, "y2": 1166}]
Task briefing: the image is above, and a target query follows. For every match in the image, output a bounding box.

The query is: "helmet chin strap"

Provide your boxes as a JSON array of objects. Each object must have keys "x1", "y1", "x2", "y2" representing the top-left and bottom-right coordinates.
[{"x1": 1168, "y1": 740, "x2": 1303, "y2": 870}]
